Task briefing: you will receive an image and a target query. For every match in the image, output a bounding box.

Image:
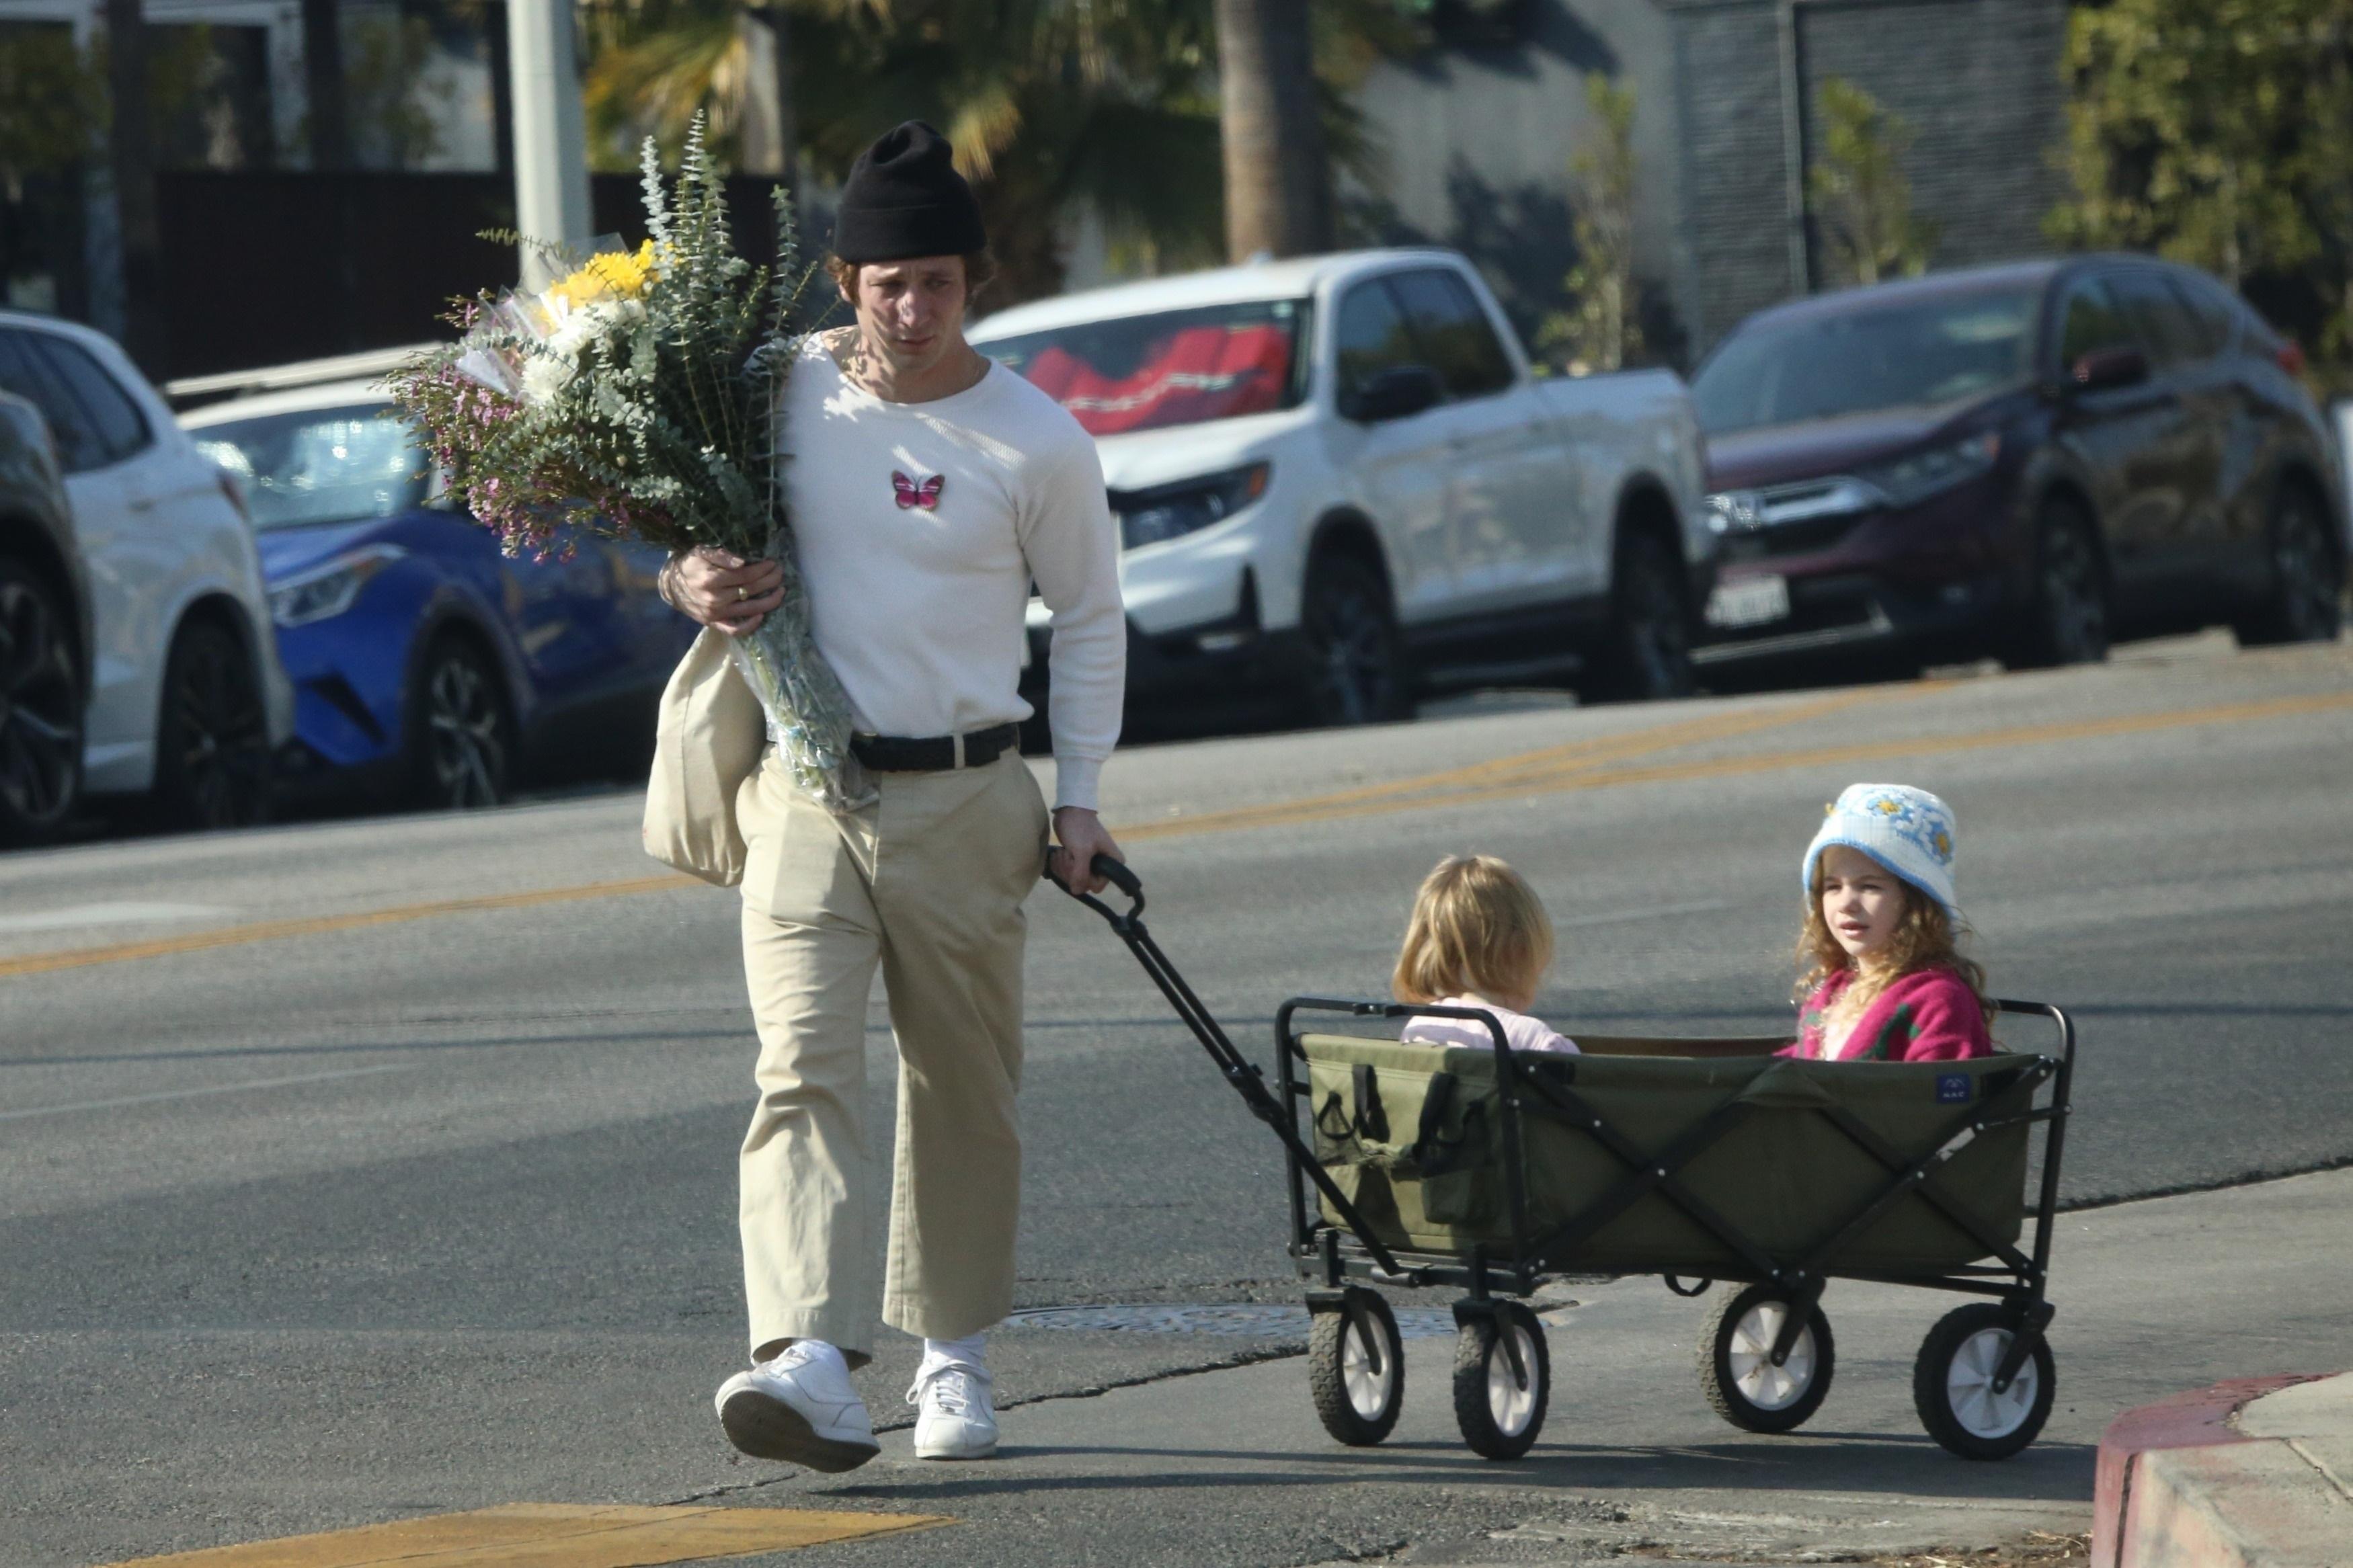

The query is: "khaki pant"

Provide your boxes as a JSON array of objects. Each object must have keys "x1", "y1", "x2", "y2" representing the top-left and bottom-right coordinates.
[{"x1": 734, "y1": 746, "x2": 1049, "y2": 1364}]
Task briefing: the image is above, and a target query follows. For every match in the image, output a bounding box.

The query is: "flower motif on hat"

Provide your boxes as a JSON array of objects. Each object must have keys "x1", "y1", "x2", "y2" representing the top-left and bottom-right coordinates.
[{"x1": 1802, "y1": 782, "x2": 1961, "y2": 919}]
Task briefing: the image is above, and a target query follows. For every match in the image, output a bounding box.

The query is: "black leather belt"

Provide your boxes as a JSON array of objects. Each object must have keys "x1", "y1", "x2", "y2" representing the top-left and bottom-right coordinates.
[{"x1": 850, "y1": 722, "x2": 1021, "y2": 773}]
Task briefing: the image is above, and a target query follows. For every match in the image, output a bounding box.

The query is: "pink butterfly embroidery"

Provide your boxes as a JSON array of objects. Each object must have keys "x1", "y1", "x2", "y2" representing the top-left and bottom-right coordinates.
[{"x1": 892, "y1": 470, "x2": 945, "y2": 511}]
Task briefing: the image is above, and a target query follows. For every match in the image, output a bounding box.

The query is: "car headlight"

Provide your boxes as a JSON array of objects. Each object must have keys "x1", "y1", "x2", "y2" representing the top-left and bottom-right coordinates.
[
  {"x1": 1114, "y1": 462, "x2": 1270, "y2": 552},
  {"x1": 269, "y1": 543, "x2": 407, "y2": 628},
  {"x1": 1856, "y1": 431, "x2": 2001, "y2": 509}
]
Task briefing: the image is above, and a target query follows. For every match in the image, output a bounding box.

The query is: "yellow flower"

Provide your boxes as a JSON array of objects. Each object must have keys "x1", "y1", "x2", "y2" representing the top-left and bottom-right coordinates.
[{"x1": 547, "y1": 240, "x2": 661, "y2": 308}]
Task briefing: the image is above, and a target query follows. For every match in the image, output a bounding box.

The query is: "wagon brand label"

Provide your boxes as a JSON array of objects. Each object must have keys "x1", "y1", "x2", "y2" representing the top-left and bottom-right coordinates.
[{"x1": 1936, "y1": 1073, "x2": 1973, "y2": 1104}]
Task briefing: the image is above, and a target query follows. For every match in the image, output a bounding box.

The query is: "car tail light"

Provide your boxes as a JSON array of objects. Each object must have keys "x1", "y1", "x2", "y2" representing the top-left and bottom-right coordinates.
[
  {"x1": 216, "y1": 468, "x2": 251, "y2": 524},
  {"x1": 2277, "y1": 339, "x2": 2308, "y2": 378}
]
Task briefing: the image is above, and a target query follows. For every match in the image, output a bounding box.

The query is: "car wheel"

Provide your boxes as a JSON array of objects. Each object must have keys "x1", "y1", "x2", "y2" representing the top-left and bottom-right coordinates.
[
  {"x1": 2233, "y1": 485, "x2": 2344, "y2": 647},
  {"x1": 0, "y1": 558, "x2": 83, "y2": 847},
  {"x1": 151, "y1": 618, "x2": 272, "y2": 833},
  {"x1": 2006, "y1": 503, "x2": 2110, "y2": 669},
  {"x1": 407, "y1": 634, "x2": 511, "y2": 810},
  {"x1": 1583, "y1": 530, "x2": 1695, "y2": 704},
  {"x1": 1295, "y1": 552, "x2": 1411, "y2": 727}
]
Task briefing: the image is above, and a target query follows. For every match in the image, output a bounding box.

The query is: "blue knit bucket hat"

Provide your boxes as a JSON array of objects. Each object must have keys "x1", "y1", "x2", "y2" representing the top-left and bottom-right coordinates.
[{"x1": 1802, "y1": 783, "x2": 1960, "y2": 919}]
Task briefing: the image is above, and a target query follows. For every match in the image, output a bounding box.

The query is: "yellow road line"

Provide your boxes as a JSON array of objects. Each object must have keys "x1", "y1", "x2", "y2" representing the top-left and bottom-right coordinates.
[
  {"x1": 97, "y1": 1502, "x2": 947, "y2": 1567},
  {"x1": 1116, "y1": 684, "x2": 1909, "y2": 842},
  {"x1": 1275, "y1": 688, "x2": 2353, "y2": 831},
  {"x1": 0, "y1": 875, "x2": 686, "y2": 981},
  {"x1": 0, "y1": 691, "x2": 1886, "y2": 981},
  {"x1": 5, "y1": 686, "x2": 2346, "y2": 981}
]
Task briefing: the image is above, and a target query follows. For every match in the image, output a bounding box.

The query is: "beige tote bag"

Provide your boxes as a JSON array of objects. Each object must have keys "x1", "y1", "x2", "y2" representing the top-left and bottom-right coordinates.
[{"x1": 643, "y1": 627, "x2": 768, "y2": 886}]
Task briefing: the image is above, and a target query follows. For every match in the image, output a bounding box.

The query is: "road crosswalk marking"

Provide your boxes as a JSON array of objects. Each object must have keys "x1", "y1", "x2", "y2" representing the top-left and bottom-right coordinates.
[{"x1": 95, "y1": 1502, "x2": 947, "y2": 1567}]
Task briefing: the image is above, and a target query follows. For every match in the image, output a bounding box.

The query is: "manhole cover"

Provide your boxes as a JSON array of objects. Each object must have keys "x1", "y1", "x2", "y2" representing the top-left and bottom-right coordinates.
[{"x1": 1003, "y1": 1304, "x2": 1463, "y2": 1337}]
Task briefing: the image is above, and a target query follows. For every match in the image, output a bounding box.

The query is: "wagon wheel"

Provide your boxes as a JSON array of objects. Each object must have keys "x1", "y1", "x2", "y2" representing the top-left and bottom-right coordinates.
[
  {"x1": 1913, "y1": 1304, "x2": 2055, "y2": 1460},
  {"x1": 1307, "y1": 1288, "x2": 1404, "y2": 1446},
  {"x1": 1451, "y1": 1301, "x2": 1548, "y2": 1460},
  {"x1": 1698, "y1": 1283, "x2": 1835, "y2": 1434}
]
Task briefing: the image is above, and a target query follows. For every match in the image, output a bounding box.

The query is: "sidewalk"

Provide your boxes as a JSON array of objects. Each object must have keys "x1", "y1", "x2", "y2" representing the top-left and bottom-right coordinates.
[{"x1": 2093, "y1": 1370, "x2": 2353, "y2": 1567}]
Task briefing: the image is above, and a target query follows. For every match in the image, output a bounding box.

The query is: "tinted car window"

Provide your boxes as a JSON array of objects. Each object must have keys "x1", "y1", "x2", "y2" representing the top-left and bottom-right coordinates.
[
  {"x1": 1386, "y1": 269, "x2": 1514, "y2": 398},
  {"x1": 2166, "y1": 272, "x2": 2240, "y2": 358},
  {"x1": 983, "y1": 298, "x2": 1309, "y2": 436},
  {"x1": 2109, "y1": 270, "x2": 2204, "y2": 367},
  {"x1": 31, "y1": 335, "x2": 150, "y2": 462},
  {"x1": 1334, "y1": 280, "x2": 1422, "y2": 401},
  {"x1": 190, "y1": 404, "x2": 430, "y2": 530},
  {"x1": 2052, "y1": 277, "x2": 2134, "y2": 371},
  {"x1": 0, "y1": 330, "x2": 106, "y2": 472},
  {"x1": 1692, "y1": 284, "x2": 2038, "y2": 434}
]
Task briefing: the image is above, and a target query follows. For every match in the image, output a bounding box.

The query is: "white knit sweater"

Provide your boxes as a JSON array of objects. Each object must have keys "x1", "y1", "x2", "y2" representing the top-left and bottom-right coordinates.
[{"x1": 780, "y1": 336, "x2": 1125, "y2": 811}]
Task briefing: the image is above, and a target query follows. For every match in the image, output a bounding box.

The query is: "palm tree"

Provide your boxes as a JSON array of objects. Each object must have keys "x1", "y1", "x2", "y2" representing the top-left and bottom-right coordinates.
[
  {"x1": 582, "y1": 0, "x2": 1228, "y2": 305},
  {"x1": 1213, "y1": 0, "x2": 1328, "y2": 259},
  {"x1": 580, "y1": 1, "x2": 779, "y2": 173},
  {"x1": 577, "y1": 0, "x2": 1406, "y2": 299}
]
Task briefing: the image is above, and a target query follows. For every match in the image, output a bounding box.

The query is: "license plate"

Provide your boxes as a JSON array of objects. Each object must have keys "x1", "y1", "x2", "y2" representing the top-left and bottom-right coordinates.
[{"x1": 1704, "y1": 574, "x2": 1790, "y2": 630}]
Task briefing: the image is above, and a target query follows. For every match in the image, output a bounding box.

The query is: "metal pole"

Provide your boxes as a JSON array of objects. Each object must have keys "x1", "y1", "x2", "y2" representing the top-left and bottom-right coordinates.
[
  {"x1": 508, "y1": 0, "x2": 592, "y2": 286},
  {"x1": 1777, "y1": 0, "x2": 1811, "y2": 296}
]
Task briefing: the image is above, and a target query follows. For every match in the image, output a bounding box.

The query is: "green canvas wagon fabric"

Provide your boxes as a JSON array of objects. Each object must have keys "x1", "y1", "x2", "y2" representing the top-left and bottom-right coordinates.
[{"x1": 1303, "y1": 1034, "x2": 2033, "y2": 1274}]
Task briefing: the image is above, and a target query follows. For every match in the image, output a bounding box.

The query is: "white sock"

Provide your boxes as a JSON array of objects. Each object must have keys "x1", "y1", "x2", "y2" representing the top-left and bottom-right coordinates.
[{"x1": 921, "y1": 1333, "x2": 987, "y2": 1374}]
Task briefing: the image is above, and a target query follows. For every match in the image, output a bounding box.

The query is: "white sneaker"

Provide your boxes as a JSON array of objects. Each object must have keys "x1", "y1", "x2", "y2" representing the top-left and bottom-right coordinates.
[
  {"x1": 908, "y1": 1358, "x2": 998, "y2": 1460},
  {"x1": 715, "y1": 1343, "x2": 879, "y2": 1473}
]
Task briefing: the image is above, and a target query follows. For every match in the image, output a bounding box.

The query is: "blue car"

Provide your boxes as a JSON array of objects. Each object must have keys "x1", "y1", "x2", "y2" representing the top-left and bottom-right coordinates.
[{"x1": 180, "y1": 378, "x2": 694, "y2": 809}]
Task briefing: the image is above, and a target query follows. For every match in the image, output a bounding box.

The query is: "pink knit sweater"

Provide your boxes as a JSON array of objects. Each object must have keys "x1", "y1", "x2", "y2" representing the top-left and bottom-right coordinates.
[{"x1": 1786, "y1": 968, "x2": 1992, "y2": 1063}]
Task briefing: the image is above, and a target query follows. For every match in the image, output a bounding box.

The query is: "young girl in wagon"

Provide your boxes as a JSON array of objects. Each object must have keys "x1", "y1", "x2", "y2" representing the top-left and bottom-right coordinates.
[
  {"x1": 1791, "y1": 783, "x2": 1993, "y2": 1063},
  {"x1": 1391, "y1": 854, "x2": 1581, "y2": 1056}
]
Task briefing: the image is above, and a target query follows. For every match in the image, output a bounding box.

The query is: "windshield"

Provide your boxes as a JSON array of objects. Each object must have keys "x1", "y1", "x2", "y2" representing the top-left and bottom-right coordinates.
[
  {"x1": 191, "y1": 404, "x2": 429, "y2": 530},
  {"x1": 1693, "y1": 286, "x2": 2040, "y2": 435},
  {"x1": 983, "y1": 298, "x2": 1309, "y2": 436}
]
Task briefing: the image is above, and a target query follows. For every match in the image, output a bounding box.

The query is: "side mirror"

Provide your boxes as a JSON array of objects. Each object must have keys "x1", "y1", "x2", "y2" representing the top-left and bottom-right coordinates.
[
  {"x1": 1340, "y1": 364, "x2": 1446, "y2": 423},
  {"x1": 2069, "y1": 345, "x2": 2149, "y2": 393}
]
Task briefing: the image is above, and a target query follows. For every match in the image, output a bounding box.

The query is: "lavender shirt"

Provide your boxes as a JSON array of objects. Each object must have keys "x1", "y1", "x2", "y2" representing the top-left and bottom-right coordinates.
[{"x1": 1400, "y1": 996, "x2": 1580, "y2": 1057}]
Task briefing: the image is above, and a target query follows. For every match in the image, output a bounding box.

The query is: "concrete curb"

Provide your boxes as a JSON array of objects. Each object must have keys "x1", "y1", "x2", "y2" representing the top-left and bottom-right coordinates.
[{"x1": 2093, "y1": 1370, "x2": 2353, "y2": 1567}]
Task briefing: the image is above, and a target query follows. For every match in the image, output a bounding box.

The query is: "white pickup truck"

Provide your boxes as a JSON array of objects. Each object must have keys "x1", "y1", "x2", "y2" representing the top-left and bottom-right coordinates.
[{"x1": 969, "y1": 247, "x2": 1714, "y2": 724}]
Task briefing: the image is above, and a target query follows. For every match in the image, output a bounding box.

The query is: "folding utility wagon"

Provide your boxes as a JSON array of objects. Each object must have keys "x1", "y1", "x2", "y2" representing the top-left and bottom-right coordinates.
[{"x1": 1064, "y1": 858, "x2": 2076, "y2": 1462}]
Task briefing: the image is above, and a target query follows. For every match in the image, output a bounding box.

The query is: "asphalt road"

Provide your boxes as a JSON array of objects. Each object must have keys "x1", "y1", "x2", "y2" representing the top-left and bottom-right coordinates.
[{"x1": 3, "y1": 633, "x2": 2350, "y2": 1566}]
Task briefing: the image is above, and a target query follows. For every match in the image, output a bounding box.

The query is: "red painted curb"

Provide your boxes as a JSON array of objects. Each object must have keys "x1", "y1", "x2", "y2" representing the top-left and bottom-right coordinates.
[{"x1": 2090, "y1": 1373, "x2": 2334, "y2": 1568}]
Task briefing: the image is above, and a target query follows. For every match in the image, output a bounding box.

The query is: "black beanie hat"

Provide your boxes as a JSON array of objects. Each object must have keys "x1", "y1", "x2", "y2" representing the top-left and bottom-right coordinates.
[{"x1": 832, "y1": 121, "x2": 988, "y2": 263}]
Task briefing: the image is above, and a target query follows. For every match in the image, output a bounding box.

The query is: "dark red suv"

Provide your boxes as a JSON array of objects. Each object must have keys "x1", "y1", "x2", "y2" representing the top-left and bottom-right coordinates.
[{"x1": 1689, "y1": 257, "x2": 2346, "y2": 673}]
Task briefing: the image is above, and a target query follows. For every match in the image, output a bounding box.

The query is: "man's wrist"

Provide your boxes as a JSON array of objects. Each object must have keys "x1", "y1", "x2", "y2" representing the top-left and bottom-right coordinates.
[{"x1": 1052, "y1": 757, "x2": 1103, "y2": 815}]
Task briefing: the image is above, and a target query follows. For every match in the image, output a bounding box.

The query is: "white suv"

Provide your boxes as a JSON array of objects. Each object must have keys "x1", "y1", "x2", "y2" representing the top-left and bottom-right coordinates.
[
  {"x1": 970, "y1": 249, "x2": 1711, "y2": 725},
  {"x1": 0, "y1": 314, "x2": 292, "y2": 834}
]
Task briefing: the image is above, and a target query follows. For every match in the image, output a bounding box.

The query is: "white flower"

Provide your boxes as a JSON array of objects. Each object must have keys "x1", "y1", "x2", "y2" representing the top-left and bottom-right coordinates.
[{"x1": 517, "y1": 297, "x2": 642, "y2": 407}]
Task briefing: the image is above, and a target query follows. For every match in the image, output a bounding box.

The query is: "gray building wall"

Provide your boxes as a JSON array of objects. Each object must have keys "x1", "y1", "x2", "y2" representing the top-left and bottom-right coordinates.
[
  {"x1": 1343, "y1": 0, "x2": 1688, "y2": 358},
  {"x1": 1667, "y1": 0, "x2": 2071, "y2": 350},
  {"x1": 1349, "y1": 0, "x2": 2069, "y2": 366}
]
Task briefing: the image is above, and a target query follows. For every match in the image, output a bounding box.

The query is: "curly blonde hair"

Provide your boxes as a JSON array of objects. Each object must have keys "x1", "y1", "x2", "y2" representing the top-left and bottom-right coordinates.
[
  {"x1": 1795, "y1": 861, "x2": 1992, "y2": 1022},
  {"x1": 1392, "y1": 855, "x2": 1554, "y2": 1007}
]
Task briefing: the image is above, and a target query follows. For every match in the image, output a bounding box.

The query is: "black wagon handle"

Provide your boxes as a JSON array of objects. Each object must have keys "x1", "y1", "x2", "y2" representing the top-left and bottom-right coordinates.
[
  {"x1": 1045, "y1": 850, "x2": 1410, "y2": 1278},
  {"x1": 1043, "y1": 851, "x2": 1145, "y2": 927}
]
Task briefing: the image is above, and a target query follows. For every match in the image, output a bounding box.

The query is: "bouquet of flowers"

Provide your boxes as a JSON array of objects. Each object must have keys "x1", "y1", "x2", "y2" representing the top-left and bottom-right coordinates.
[{"x1": 387, "y1": 115, "x2": 868, "y2": 811}]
